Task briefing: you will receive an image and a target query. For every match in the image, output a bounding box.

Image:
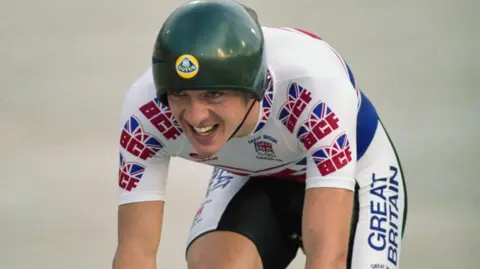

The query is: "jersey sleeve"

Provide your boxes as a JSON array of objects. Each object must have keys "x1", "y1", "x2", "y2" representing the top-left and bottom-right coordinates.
[
  {"x1": 291, "y1": 75, "x2": 358, "y2": 191},
  {"x1": 117, "y1": 72, "x2": 172, "y2": 205}
]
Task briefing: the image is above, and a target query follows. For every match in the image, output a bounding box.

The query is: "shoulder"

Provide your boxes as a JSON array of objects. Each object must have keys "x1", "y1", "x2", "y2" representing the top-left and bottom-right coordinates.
[
  {"x1": 262, "y1": 26, "x2": 351, "y2": 82},
  {"x1": 263, "y1": 25, "x2": 358, "y2": 114},
  {"x1": 119, "y1": 67, "x2": 185, "y2": 159},
  {"x1": 119, "y1": 67, "x2": 157, "y2": 121},
  {"x1": 262, "y1": 27, "x2": 360, "y2": 150}
]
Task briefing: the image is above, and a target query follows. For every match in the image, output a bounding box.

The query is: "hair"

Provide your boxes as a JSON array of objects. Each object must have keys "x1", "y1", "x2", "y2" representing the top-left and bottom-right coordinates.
[{"x1": 244, "y1": 92, "x2": 253, "y2": 103}]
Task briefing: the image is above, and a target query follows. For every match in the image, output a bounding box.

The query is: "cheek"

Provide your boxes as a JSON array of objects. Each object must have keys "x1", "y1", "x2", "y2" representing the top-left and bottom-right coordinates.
[
  {"x1": 219, "y1": 107, "x2": 246, "y2": 129},
  {"x1": 218, "y1": 103, "x2": 242, "y2": 119},
  {"x1": 166, "y1": 102, "x2": 182, "y2": 120}
]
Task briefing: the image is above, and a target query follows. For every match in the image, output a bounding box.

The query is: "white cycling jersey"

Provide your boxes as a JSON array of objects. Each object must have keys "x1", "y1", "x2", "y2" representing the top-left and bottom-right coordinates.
[{"x1": 117, "y1": 26, "x2": 407, "y2": 269}]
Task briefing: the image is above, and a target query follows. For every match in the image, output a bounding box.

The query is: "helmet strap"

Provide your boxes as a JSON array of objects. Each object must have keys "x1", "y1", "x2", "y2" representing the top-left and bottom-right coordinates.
[{"x1": 227, "y1": 99, "x2": 257, "y2": 140}]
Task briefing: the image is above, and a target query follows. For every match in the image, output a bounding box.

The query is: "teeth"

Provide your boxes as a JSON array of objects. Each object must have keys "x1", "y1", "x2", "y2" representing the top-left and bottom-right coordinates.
[{"x1": 193, "y1": 125, "x2": 214, "y2": 135}]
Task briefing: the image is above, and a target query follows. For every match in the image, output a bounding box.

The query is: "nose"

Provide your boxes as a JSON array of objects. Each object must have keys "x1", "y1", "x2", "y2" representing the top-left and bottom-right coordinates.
[{"x1": 184, "y1": 98, "x2": 211, "y2": 127}]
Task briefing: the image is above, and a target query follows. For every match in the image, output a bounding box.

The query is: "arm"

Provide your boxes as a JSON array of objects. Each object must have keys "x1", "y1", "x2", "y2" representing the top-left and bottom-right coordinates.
[
  {"x1": 113, "y1": 201, "x2": 165, "y2": 269},
  {"x1": 289, "y1": 66, "x2": 359, "y2": 268},
  {"x1": 114, "y1": 81, "x2": 173, "y2": 268},
  {"x1": 302, "y1": 188, "x2": 354, "y2": 269}
]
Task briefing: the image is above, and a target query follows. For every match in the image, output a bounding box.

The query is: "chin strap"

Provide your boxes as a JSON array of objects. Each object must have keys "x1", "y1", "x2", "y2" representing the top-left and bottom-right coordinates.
[{"x1": 227, "y1": 99, "x2": 257, "y2": 141}]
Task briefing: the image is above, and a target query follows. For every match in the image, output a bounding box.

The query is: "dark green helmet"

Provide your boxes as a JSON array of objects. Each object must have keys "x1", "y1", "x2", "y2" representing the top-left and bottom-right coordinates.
[{"x1": 152, "y1": 0, "x2": 267, "y2": 104}]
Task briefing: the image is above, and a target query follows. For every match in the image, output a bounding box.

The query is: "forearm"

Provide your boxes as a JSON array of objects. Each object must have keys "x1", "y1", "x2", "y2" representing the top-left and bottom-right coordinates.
[
  {"x1": 114, "y1": 201, "x2": 164, "y2": 269},
  {"x1": 113, "y1": 245, "x2": 157, "y2": 269},
  {"x1": 302, "y1": 188, "x2": 353, "y2": 269},
  {"x1": 303, "y1": 229, "x2": 348, "y2": 269}
]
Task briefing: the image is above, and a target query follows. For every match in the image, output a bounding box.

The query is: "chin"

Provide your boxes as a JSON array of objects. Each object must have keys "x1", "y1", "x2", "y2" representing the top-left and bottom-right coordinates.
[
  {"x1": 194, "y1": 147, "x2": 220, "y2": 157},
  {"x1": 187, "y1": 126, "x2": 228, "y2": 157}
]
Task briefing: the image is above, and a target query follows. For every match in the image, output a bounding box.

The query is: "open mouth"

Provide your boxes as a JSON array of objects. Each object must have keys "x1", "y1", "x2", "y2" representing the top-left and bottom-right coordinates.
[{"x1": 191, "y1": 124, "x2": 218, "y2": 136}]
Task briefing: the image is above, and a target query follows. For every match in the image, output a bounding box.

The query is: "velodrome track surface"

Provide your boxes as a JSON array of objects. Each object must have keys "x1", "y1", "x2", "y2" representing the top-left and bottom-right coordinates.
[{"x1": 1, "y1": 0, "x2": 478, "y2": 268}]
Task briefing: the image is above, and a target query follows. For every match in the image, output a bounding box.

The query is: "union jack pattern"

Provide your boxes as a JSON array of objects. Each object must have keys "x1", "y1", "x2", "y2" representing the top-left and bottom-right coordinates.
[
  {"x1": 118, "y1": 153, "x2": 146, "y2": 191},
  {"x1": 311, "y1": 132, "x2": 352, "y2": 176},
  {"x1": 120, "y1": 115, "x2": 164, "y2": 160},
  {"x1": 278, "y1": 82, "x2": 312, "y2": 133},
  {"x1": 153, "y1": 97, "x2": 183, "y2": 131},
  {"x1": 253, "y1": 70, "x2": 274, "y2": 133},
  {"x1": 297, "y1": 102, "x2": 340, "y2": 151}
]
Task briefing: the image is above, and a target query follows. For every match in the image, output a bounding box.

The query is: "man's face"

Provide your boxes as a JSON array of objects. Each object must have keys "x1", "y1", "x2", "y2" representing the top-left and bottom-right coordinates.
[{"x1": 167, "y1": 90, "x2": 254, "y2": 157}]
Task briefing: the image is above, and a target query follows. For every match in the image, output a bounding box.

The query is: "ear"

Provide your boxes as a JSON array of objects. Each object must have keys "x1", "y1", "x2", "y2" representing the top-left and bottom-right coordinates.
[{"x1": 243, "y1": 92, "x2": 255, "y2": 104}]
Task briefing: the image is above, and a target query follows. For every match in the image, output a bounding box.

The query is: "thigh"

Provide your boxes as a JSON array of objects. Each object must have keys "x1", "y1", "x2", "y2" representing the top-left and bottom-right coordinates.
[
  {"x1": 349, "y1": 122, "x2": 408, "y2": 269},
  {"x1": 186, "y1": 168, "x2": 302, "y2": 269}
]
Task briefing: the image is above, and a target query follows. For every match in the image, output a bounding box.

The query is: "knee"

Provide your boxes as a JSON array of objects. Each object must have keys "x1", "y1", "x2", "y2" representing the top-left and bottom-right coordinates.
[
  {"x1": 186, "y1": 232, "x2": 262, "y2": 269},
  {"x1": 187, "y1": 251, "x2": 253, "y2": 269}
]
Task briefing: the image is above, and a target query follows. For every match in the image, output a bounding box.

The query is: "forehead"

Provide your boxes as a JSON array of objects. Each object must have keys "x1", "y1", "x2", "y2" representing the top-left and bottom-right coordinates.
[{"x1": 172, "y1": 89, "x2": 241, "y2": 95}]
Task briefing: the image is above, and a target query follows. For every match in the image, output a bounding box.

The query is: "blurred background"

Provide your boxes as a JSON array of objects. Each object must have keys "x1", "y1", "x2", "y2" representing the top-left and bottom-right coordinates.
[{"x1": 1, "y1": 0, "x2": 478, "y2": 268}]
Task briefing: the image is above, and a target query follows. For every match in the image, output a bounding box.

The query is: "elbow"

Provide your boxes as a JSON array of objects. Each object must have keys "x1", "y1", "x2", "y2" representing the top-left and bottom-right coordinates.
[
  {"x1": 113, "y1": 244, "x2": 157, "y2": 269},
  {"x1": 304, "y1": 244, "x2": 349, "y2": 269}
]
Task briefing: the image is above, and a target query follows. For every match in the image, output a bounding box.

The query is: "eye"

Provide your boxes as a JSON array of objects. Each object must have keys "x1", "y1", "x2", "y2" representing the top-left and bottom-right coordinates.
[
  {"x1": 169, "y1": 91, "x2": 187, "y2": 98},
  {"x1": 206, "y1": 91, "x2": 225, "y2": 99}
]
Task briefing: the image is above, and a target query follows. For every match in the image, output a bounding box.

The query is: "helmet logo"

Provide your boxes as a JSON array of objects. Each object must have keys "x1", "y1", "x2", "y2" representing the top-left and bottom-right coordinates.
[{"x1": 176, "y1": 54, "x2": 199, "y2": 79}]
